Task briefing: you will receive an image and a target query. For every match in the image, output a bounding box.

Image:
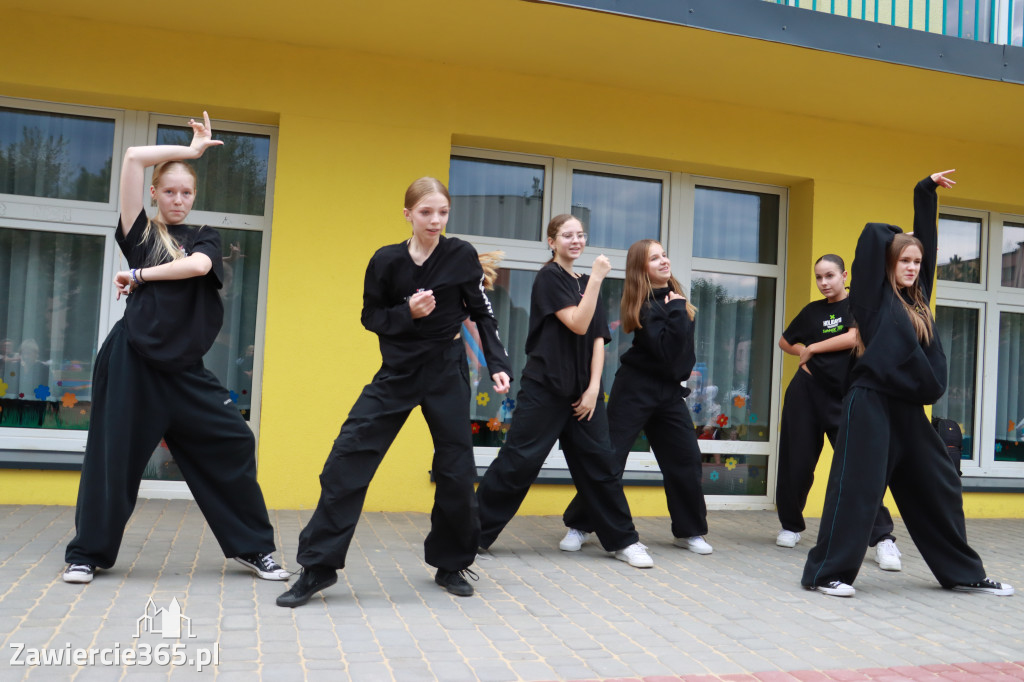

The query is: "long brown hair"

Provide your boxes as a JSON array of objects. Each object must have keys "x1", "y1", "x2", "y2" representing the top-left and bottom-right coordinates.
[
  {"x1": 620, "y1": 239, "x2": 696, "y2": 334},
  {"x1": 855, "y1": 233, "x2": 933, "y2": 356},
  {"x1": 405, "y1": 176, "x2": 502, "y2": 288},
  {"x1": 141, "y1": 161, "x2": 197, "y2": 265}
]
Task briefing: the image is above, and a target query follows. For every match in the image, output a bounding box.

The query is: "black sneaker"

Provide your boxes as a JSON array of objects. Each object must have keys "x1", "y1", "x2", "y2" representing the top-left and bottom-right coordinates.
[
  {"x1": 807, "y1": 579, "x2": 855, "y2": 597},
  {"x1": 235, "y1": 553, "x2": 290, "y2": 580},
  {"x1": 435, "y1": 568, "x2": 478, "y2": 597},
  {"x1": 62, "y1": 564, "x2": 95, "y2": 584},
  {"x1": 951, "y1": 578, "x2": 1014, "y2": 596},
  {"x1": 276, "y1": 566, "x2": 338, "y2": 608}
]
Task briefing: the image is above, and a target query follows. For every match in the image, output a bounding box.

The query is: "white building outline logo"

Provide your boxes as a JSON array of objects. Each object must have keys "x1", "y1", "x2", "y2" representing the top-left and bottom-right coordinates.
[{"x1": 134, "y1": 597, "x2": 196, "y2": 639}]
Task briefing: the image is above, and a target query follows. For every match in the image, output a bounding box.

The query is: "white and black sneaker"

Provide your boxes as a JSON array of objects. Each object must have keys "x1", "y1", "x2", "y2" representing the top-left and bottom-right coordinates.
[
  {"x1": 809, "y1": 579, "x2": 855, "y2": 597},
  {"x1": 235, "y1": 553, "x2": 290, "y2": 580},
  {"x1": 951, "y1": 578, "x2": 1014, "y2": 596},
  {"x1": 63, "y1": 564, "x2": 95, "y2": 584}
]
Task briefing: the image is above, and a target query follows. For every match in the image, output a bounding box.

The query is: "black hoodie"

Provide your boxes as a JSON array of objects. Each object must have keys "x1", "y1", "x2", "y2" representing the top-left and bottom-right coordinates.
[
  {"x1": 618, "y1": 286, "x2": 696, "y2": 386},
  {"x1": 848, "y1": 176, "x2": 947, "y2": 405}
]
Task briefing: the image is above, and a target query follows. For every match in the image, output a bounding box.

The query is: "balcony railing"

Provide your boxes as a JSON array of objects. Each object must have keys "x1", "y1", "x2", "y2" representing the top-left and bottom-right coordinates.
[{"x1": 771, "y1": 0, "x2": 1023, "y2": 46}]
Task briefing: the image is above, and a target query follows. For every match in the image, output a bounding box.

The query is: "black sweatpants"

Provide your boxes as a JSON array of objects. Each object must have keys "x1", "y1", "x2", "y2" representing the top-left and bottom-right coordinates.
[
  {"x1": 476, "y1": 377, "x2": 639, "y2": 552},
  {"x1": 65, "y1": 322, "x2": 277, "y2": 568},
  {"x1": 563, "y1": 365, "x2": 707, "y2": 539},
  {"x1": 802, "y1": 386, "x2": 987, "y2": 588},
  {"x1": 777, "y1": 370, "x2": 894, "y2": 545},
  {"x1": 296, "y1": 339, "x2": 478, "y2": 573}
]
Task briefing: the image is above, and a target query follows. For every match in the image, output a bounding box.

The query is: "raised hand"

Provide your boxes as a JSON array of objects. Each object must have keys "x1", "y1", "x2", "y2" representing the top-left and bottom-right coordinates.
[
  {"x1": 591, "y1": 254, "x2": 612, "y2": 281},
  {"x1": 188, "y1": 111, "x2": 224, "y2": 157},
  {"x1": 930, "y1": 169, "x2": 956, "y2": 189},
  {"x1": 409, "y1": 289, "x2": 436, "y2": 319},
  {"x1": 665, "y1": 290, "x2": 684, "y2": 304}
]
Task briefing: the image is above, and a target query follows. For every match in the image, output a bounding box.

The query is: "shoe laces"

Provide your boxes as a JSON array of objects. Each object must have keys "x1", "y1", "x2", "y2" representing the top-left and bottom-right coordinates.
[
  {"x1": 457, "y1": 568, "x2": 479, "y2": 583},
  {"x1": 257, "y1": 553, "x2": 281, "y2": 571},
  {"x1": 68, "y1": 564, "x2": 92, "y2": 572},
  {"x1": 878, "y1": 540, "x2": 901, "y2": 557},
  {"x1": 623, "y1": 542, "x2": 649, "y2": 556}
]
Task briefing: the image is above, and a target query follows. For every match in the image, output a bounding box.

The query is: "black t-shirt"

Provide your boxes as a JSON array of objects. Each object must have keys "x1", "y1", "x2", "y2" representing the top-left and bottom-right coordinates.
[
  {"x1": 521, "y1": 262, "x2": 611, "y2": 399},
  {"x1": 782, "y1": 296, "x2": 856, "y2": 393},
  {"x1": 361, "y1": 236, "x2": 511, "y2": 375},
  {"x1": 116, "y1": 209, "x2": 224, "y2": 371}
]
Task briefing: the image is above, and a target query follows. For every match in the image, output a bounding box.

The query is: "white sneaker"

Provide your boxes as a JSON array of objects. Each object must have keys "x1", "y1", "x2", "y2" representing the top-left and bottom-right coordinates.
[
  {"x1": 558, "y1": 528, "x2": 591, "y2": 552},
  {"x1": 614, "y1": 542, "x2": 654, "y2": 568},
  {"x1": 811, "y1": 579, "x2": 856, "y2": 597},
  {"x1": 874, "y1": 539, "x2": 902, "y2": 571},
  {"x1": 674, "y1": 536, "x2": 713, "y2": 555},
  {"x1": 776, "y1": 530, "x2": 801, "y2": 548}
]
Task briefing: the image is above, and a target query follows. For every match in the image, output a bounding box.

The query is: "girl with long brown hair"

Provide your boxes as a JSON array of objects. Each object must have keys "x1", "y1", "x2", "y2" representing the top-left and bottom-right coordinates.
[
  {"x1": 559, "y1": 239, "x2": 712, "y2": 555},
  {"x1": 801, "y1": 170, "x2": 1012, "y2": 598}
]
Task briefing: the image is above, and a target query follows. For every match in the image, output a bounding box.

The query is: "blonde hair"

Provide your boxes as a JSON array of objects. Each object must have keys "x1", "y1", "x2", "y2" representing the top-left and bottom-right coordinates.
[
  {"x1": 855, "y1": 233, "x2": 933, "y2": 355},
  {"x1": 404, "y1": 176, "x2": 501, "y2": 288},
  {"x1": 142, "y1": 161, "x2": 197, "y2": 265},
  {"x1": 621, "y1": 239, "x2": 696, "y2": 334}
]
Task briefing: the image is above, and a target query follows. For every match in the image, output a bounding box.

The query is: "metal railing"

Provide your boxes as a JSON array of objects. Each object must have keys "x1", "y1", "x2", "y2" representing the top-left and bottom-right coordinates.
[{"x1": 771, "y1": 0, "x2": 1024, "y2": 46}]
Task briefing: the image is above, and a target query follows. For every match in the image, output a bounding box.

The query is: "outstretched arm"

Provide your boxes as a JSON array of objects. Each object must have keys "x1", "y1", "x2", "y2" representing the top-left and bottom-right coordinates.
[
  {"x1": 119, "y1": 111, "x2": 223, "y2": 234},
  {"x1": 913, "y1": 169, "x2": 954, "y2": 301}
]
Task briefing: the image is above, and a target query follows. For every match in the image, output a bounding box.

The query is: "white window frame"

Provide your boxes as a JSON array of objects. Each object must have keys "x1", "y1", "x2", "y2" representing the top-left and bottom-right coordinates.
[
  {"x1": 0, "y1": 100, "x2": 276, "y2": 497},
  {"x1": 449, "y1": 147, "x2": 788, "y2": 508}
]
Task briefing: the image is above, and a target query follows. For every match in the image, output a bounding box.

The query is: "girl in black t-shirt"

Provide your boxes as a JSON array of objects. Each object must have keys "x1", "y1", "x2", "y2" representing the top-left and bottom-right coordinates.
[
  {"x1": 560, "y1": 239, "x2": 713, "y2": 555},
  {"x1": 775, "y1": 255, "x2": 899, "y2": 571},
  {"x1": 277, "y1": 177, "x2": 512, "y2": 608},
  {"x1": 475, "y1": 215, "x2": 652, "y2": 569},
  {"x1": 801, "y1": 170, "x2": 1012, "y2": 598},
  {"x1": 64, "y1": 113, "x2": 286, "y2": 585}
]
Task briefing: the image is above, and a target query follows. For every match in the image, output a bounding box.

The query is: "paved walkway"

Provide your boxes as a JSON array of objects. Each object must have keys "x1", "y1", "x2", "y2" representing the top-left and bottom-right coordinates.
[{"x1": 1, "y1": 503, "x2": 1021, "y2": 681}]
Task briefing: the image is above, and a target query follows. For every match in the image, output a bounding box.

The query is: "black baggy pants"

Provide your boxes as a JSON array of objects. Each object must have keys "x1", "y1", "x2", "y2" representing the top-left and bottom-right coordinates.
[
  {"x1": 476, "y1": 377, "x2": 639, "y2": 552},
  {"x1": 563, "y1": 365, "x2": 708, "y2": 539},
  {"x1": 777, "y1": 370, "x2": 894, "y2": 545},
  {"x1": 65, "y1": 321, "x2": 277, "y2": 568},
  {"x1": 296, "y1": 340, "x2": 479, "y2": 572},
  {"x1": 802, "y1": 386, "x2": 987, "y2": 588}
]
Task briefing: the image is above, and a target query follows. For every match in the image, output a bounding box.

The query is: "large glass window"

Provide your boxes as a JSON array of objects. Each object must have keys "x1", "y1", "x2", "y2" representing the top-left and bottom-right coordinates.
[
  {"x1": 570, "y1": 170, "x2": 661, "y2": 250},
  {"x1": 0, "y1": 107, "x2": 115, "y2": 203},
  {"x1": 448, "y1": 156, "x2": 545, "y2": 240},
  {"x1": 1000, "y1": 222, "x2": 1024, "y2": 288},
  {"x1": 693, "y1": 186, "x2": 779, "y2": 264},
  {"x1": 937, "y1": 215, "x2": 983, "y2": 284},
  {"x1": 934, "y1": 306, "x2": 979, "y2": 460},
  {"x1": 0, "y1": 227, "x2": 103, "y2": 429},
  {"x1": 995, "y1": 311, "x2": 1024, "y2": 462}
]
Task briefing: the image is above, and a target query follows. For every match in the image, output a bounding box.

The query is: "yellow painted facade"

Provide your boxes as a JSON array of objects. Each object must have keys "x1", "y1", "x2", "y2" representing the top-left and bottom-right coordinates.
[{"x1": 1, "y1": 0, "x2": 1022, "y2": 518}]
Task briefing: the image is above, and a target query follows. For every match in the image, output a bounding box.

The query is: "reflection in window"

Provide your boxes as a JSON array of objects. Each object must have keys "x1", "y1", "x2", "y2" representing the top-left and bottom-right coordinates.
[
  {"x1": 693, "y1": 187, "x2": 779, "y2": 264},
  {"x1": 142, "y1": 227, "x2": 263, "y2": 481},
  {"x1": 1001, "y1": 222, "x2": 1024, "y2": 288},
  {"x1": 448, "y1": 156, "x2": 545, "y2": 241},
  {"x1": 936, "y1": 215, "x2": 983, "y2": 283},
  {"x1": 0, "y1": 107, "x2": 114, "y2": 203},
  {"x1": 156, "y1": 126, "x2": 270, "y2": 216},
  {"x1": 0, "y1": 228, "x2": 103, "y2": 429},
  {"x1": 934, "y1": 306, "x2": 978, "y2": 459},
  {"x1": 995, "y1": 312, "x2": 1024, "y2": 462},
  {"x1": 688, "y1": 272, "x2": 776, "y2": 443},
  {"x1": 571, "y1": 170, "x2": 661, "y2": 251}
]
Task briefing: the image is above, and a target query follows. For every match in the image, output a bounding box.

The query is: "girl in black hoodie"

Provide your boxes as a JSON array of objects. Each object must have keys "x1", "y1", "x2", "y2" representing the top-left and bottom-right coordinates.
[
  {"x1": 560, "y1": 239, "x2": 712, "y2": 555},
  {"x1": 801, "y1": 170, "x2": 1012, "y2": 598}
]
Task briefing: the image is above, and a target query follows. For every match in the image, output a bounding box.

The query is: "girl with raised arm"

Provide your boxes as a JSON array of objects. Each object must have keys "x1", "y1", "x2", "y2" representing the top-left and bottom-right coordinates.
[
  {"x1": 801, "y1": 170, "x2": 1012, "y2": 598},
  {"x1": 277, "y1": 177, "x2": 512, "y2": 607},
  {"x1": 64, "y1": 113, "x2": 286, "y2": 584},
  {"x1": 559, "y1": 240, "x2": 712, "y2": 556},
  {"x1": 475, "y1": 215, "x2": 652, "y2": 569}
]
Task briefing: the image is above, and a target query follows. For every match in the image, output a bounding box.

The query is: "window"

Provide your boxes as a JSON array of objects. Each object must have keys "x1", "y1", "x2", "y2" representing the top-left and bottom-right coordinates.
[
  {"x1": 0, "y1": 100, "x2": 275, "y2": 493},
  {"x1": 935, "y1": 210, "x2": 1024, "y2": 478},
  {"x1": 449, "y1": 148, "x2": 786, "y2": 501}
]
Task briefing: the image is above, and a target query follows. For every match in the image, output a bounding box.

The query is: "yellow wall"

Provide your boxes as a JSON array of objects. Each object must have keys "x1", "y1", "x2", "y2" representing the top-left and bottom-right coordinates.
[{"x1": 1, "y1": 4, "x2": 1022, "y2": 519}]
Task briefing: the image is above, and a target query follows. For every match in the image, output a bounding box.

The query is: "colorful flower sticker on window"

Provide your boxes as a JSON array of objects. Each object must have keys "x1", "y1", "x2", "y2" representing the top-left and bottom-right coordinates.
[
  {"x1": 476, "y1": 392, "x2": 490, "y2": 406},
  {"x1": 725, "y1": 456, "x2": 737, "y2": 471},
  {"x1": 733, "y1": 395, "x2": 746, "y2": 408},
  {"x1": 501, "y1": 397, "x2": 515, "y2": 411},
  {"x1": 603, "y1": 392, "x2": 609, "y2": 403},
  {"x1": 709, "y1": 470, "x2": 719, "y2": 482},
  {"x1": 229, "y1": 390, "x2": 239, "y2": 403},
  {"x1": 995, "y1": 442, "x2": 1003, "y2": 453},
  {"x1": 749, "y1": 413, "x2": 758, "y2": 423},
  {"x1": 471, "y1": 422, "x2": 480, "y2": 434},
  {"x1": 0, "y1": 380, "x2": 7, "y2": 394},
  {"x1": 33, "y1": 385, "x2": 50, "y2": 401},
  {"x1": 487, "y1": 417, "x2": 502, "y2": 432},
  {"x1": 693, "y1": 403, "x2": 702, "y2": 414},
  {"x1": 80, "y1": 409, "x2": 87, "y2": 415},
  {"x1": 61, "y1": 392, "x2": 78, "y2": 408},
  {"x1": 1010, "y1": 420, "x2": 1016, "y2": 434},
  {"x1": 716, "y1": 414, "x2": 729, "y2": 427}
]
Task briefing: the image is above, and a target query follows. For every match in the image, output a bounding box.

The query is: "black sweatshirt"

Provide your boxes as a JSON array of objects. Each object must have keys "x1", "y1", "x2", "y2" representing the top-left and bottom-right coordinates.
[
  {"x1": 619, "y1": 286, "x2": 695, "y2": 386},
  {"x1": 360, "y1": 235, "x2": 511, "y2": 377},
  {"x1": 848, "y1": 176, "x2": 947, "y2": 404}
]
